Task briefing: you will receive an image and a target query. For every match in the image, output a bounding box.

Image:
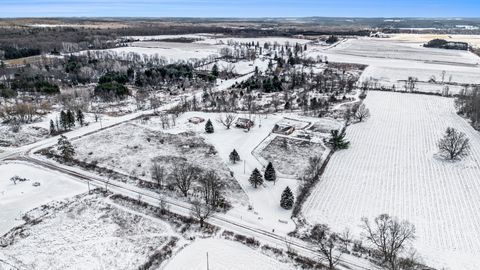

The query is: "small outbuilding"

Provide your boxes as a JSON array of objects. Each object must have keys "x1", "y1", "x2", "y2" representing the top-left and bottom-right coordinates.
[
  {"x1": 235, "y1": 118, "x2": 254, "y2": 129},
  {"x1": 188, "y1": 117, "x2": 205, "y2": 124},
  {"x1": 272, "y1": 124, "x2": 295, "y2": 135}
]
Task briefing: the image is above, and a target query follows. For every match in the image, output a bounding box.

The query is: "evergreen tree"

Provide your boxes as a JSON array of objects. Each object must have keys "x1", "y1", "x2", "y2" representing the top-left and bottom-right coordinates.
[
  {"x1": 205, "y1": 119, "x2": 214, "y2": 133},
  {"x1": 280, "y1": 186, "x2": 294, "y2": 210},
  {"x1": 229, "y1": 149, "x2": 240, "y2": 164},
  {"x1": 59, "y1": 111, "x2": 68, "y2": 130},
  {"x1": 212, "y1": 64, "x2": 219, "y2": 77},
  {"x1": 66, "y1": 110, "x2": 75, "y2": 129},
  {"x1": 57, "y1": 135, "x2": 75, "y2": 162},
  {"x1": 327, "y1": 128, "x2": 350, "y2": 151},
  {"x1": 264, "y1": 162, "x2": 277, "y2": 182},
  {"x1": 49, "y1": 119, "x2": 56, "y2": 135},
  {"x1": 76, "y1": 109, "x2": 85, "y2": 126},
  {"x1": 249, "y1": 168, "x2": 263, "y2": 188}
]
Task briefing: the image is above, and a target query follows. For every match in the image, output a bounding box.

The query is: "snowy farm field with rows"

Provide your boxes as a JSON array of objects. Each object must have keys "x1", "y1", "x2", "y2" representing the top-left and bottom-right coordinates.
[
  {"x1": 309, "y1": 37, "x2": 480, "y2": 95},
  {"x1": 303, "y1": 91, "x2": 480, "y2": 270}
]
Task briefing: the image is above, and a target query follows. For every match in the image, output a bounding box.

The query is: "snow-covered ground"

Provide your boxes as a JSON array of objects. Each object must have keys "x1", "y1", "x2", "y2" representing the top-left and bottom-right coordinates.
[
  {"x1": 163, "y1": 238, "x2": 294, "y2": 270},
  {"x1": 105, "y1": 41, "x2": 223, "y2": 62},
  {"x1": 0, "y1": 162, "x2": 87, "y2": 235},
  {"x1": 388, "y1": 33, "x2": 480, "y2": 48},
  {"x1": 69, "y1": 121, "x2": 246, "y2": 203},
  {"x1": 257, "y1": 136, "x2": 325, "y2": 177},
  {"x1": 197, "y1": 36, "x2": 312, "y2": 46},
  {"x1": 163, "y1": 111, "x2": 301, "y2": 233},
  {"x1": 89, "y1": 34, "x2": 313, "y2": 63},
  {"x1": 308, "y1": 37, "x2": 480, "y2": 95},
  {"x1": 302, "y1": 91, "x2": 480, "y2": 270},
  {"x1": 0, "y1": 194, "x2": 174, "y2": 270},
  {"x1": 198, "y1": 58, "x2": 270, "y2": 75},
  {"x1": 0, "y1": 110, "x2": 115, "y2": 147}
]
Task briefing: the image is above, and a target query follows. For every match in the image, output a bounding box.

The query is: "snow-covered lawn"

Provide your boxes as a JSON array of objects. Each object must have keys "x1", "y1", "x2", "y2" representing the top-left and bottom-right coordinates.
[
  {"x1": 163, "y1": 238, "x2": 294, "y2": 270},
  {"x1": 0, "y1": 162, "x2": 87, "y2": 235},
  {"x1": 302, "y1": 91, "x2": 480, "y2": 270},
  {"x1": 162, "y1": 111, "x2": 300, "y2": 233},
  {"x1": 0, "y1": 194, "x2": 173, "y2": 270},
  {"x1": 68, "y1": 122, "x2": 245, "y2": 202}
]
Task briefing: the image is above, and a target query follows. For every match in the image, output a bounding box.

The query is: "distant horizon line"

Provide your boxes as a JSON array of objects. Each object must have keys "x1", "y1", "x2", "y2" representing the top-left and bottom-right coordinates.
[{"x1": 2, "y1": 16, "x2": 480, "y2": 20}]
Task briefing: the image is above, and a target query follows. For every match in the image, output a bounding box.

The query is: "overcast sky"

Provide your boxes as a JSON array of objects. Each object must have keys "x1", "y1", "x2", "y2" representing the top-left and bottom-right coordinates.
[{"x1": 1, "y1": 0, "x2": 479, "y2": 18}]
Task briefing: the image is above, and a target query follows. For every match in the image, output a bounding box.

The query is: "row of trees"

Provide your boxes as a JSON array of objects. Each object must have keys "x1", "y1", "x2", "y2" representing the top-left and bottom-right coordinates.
[
  {"x1": 50, "y1": 110, "x2": 85, "y2": 135},
  {"x1": 310, "y1": 214, "x2": 416, "y2": 270},
  {"x1": 456, "y1": 87, "x2": 480, "y2": 130}
]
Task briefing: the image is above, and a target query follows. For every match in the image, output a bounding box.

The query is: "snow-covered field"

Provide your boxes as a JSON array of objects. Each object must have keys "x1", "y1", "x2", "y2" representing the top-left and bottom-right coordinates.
[
  {"x1": 107, "y1": 41, "x2": 222, "y2": 62},
  {"x1": 302, "y1": 91, "x2": 480, "y2": 270},
  {"x1": 91, "y1": 34, "x2": 313, "y2": 63},
  {"x1": 163, "y1": 238, "x2": 294, "y2": 270},
  {"x1": 308, "y1": 37, "x2": 480, "y2": 95},
  {"x1": 198, "y1": 58, "x2": 270, "y2": 75},
  {"x1": 0, "y1": 194, "x2": 173, "y2": 270},
  {"x1": 0, "y1": 162, "x2": 87, "y2": 235},
  {"x1": 322, "y1": 38, "x2": 478, "y2": 65},
  {"x1": 69, "y1": 122, "x2": 245, "y2": 202},
  {"x1": 389, "y1": 33, "x2": 480, "y2": 48},
  {"x1": 197, "y1": 36, "x2": 311, "y2": 46}
]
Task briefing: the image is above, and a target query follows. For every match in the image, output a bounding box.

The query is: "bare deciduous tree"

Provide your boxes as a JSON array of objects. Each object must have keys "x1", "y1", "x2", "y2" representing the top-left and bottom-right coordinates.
[
  {"x1": 438, "y1": 127, "x2": 470, "y2": 160},
  {"x1": 150, "y1": 161, "x2": 166, "y2": 190},
  {"x1": 160, "y1": 114, "x2": 170, "y2": 129},
  {"x1": 217, "y1": 113, "x2": 236, "y2": 129},
  {"x1": 354, "y1": 103, "x2": 370, "y2": 122},
  {"x1": 199, "y1": 170, "x2": 223, "y2": 207},
  {"x1": 190, "y1": 199, "x2": 213, "y2": 228},
  {"x1": 170, "y1": 162, "x2": 199, "y2": 197},
  {"x1": 310, "y1": 224, "x2": 343, "y2": 269},
  {"x1": 361, "y1": 214, "x2": 416, "y2": 270}
]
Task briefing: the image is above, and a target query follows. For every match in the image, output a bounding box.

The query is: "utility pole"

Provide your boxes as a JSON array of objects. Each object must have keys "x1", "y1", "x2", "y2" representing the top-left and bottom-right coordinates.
[
  {"x1": 243, "y1": 160, "x2": 246, "y2": 174},
  {"x1": 206, "y1": 252, "x2": 210, "y2": 270}
]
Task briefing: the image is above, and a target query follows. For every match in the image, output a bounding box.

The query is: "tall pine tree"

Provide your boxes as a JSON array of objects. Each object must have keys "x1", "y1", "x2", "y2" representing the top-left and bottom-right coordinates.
[
  {"x1": 327, "y1": 128, "x2": 350, "y2": 151},
  {"x1": 59, "y1": 111, "x2": 68, "y2": 131},
  {"x1": 205, "y1": 119, "x2": 214, "y2": 133},
  {"x1": 57, "y1": 135, "x2": 75, "y2": 162},
  {"x1": 77, "y1": 110, "x2": 85, "y2": 126},
  {"x1": 229, "y1": 149, "x2": 240, "y2": 164},
  {"x1": 280, "y1": 186, "x2": 294, "y2": 210},
  {"x1": 66, "y1": 110, "x2": 75, "y2": 129},
  {"x1": 249, "y1": 168, "x2": 263, "y2": 188},
  {"x1": 211, "y1": 64, "x2": 219, "y2": 78},
  {"x1": 264, "y1": 162, "x2": 276, "y2": 183},
  {"x1": 49, "y1": 119, "x2": 56, "y2": 135}
]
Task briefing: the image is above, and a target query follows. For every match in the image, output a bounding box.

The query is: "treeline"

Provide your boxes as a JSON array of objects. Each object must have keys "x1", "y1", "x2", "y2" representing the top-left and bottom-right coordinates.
[
  {"x1": 0, "y1": 27, "x2": 117, "y2": 59},
  {"x1": 424, "y1": 39, "x2": 469, "y2": 50},
  {"x1": 456, "y1": 87, "x2": 480, "y2": 129},
  {"x1": 0, "y1": 21, "x2": 371, "y2": 61},
  {"x1": 1, "y1": 46, "x2": 41, "y2": 60}
]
